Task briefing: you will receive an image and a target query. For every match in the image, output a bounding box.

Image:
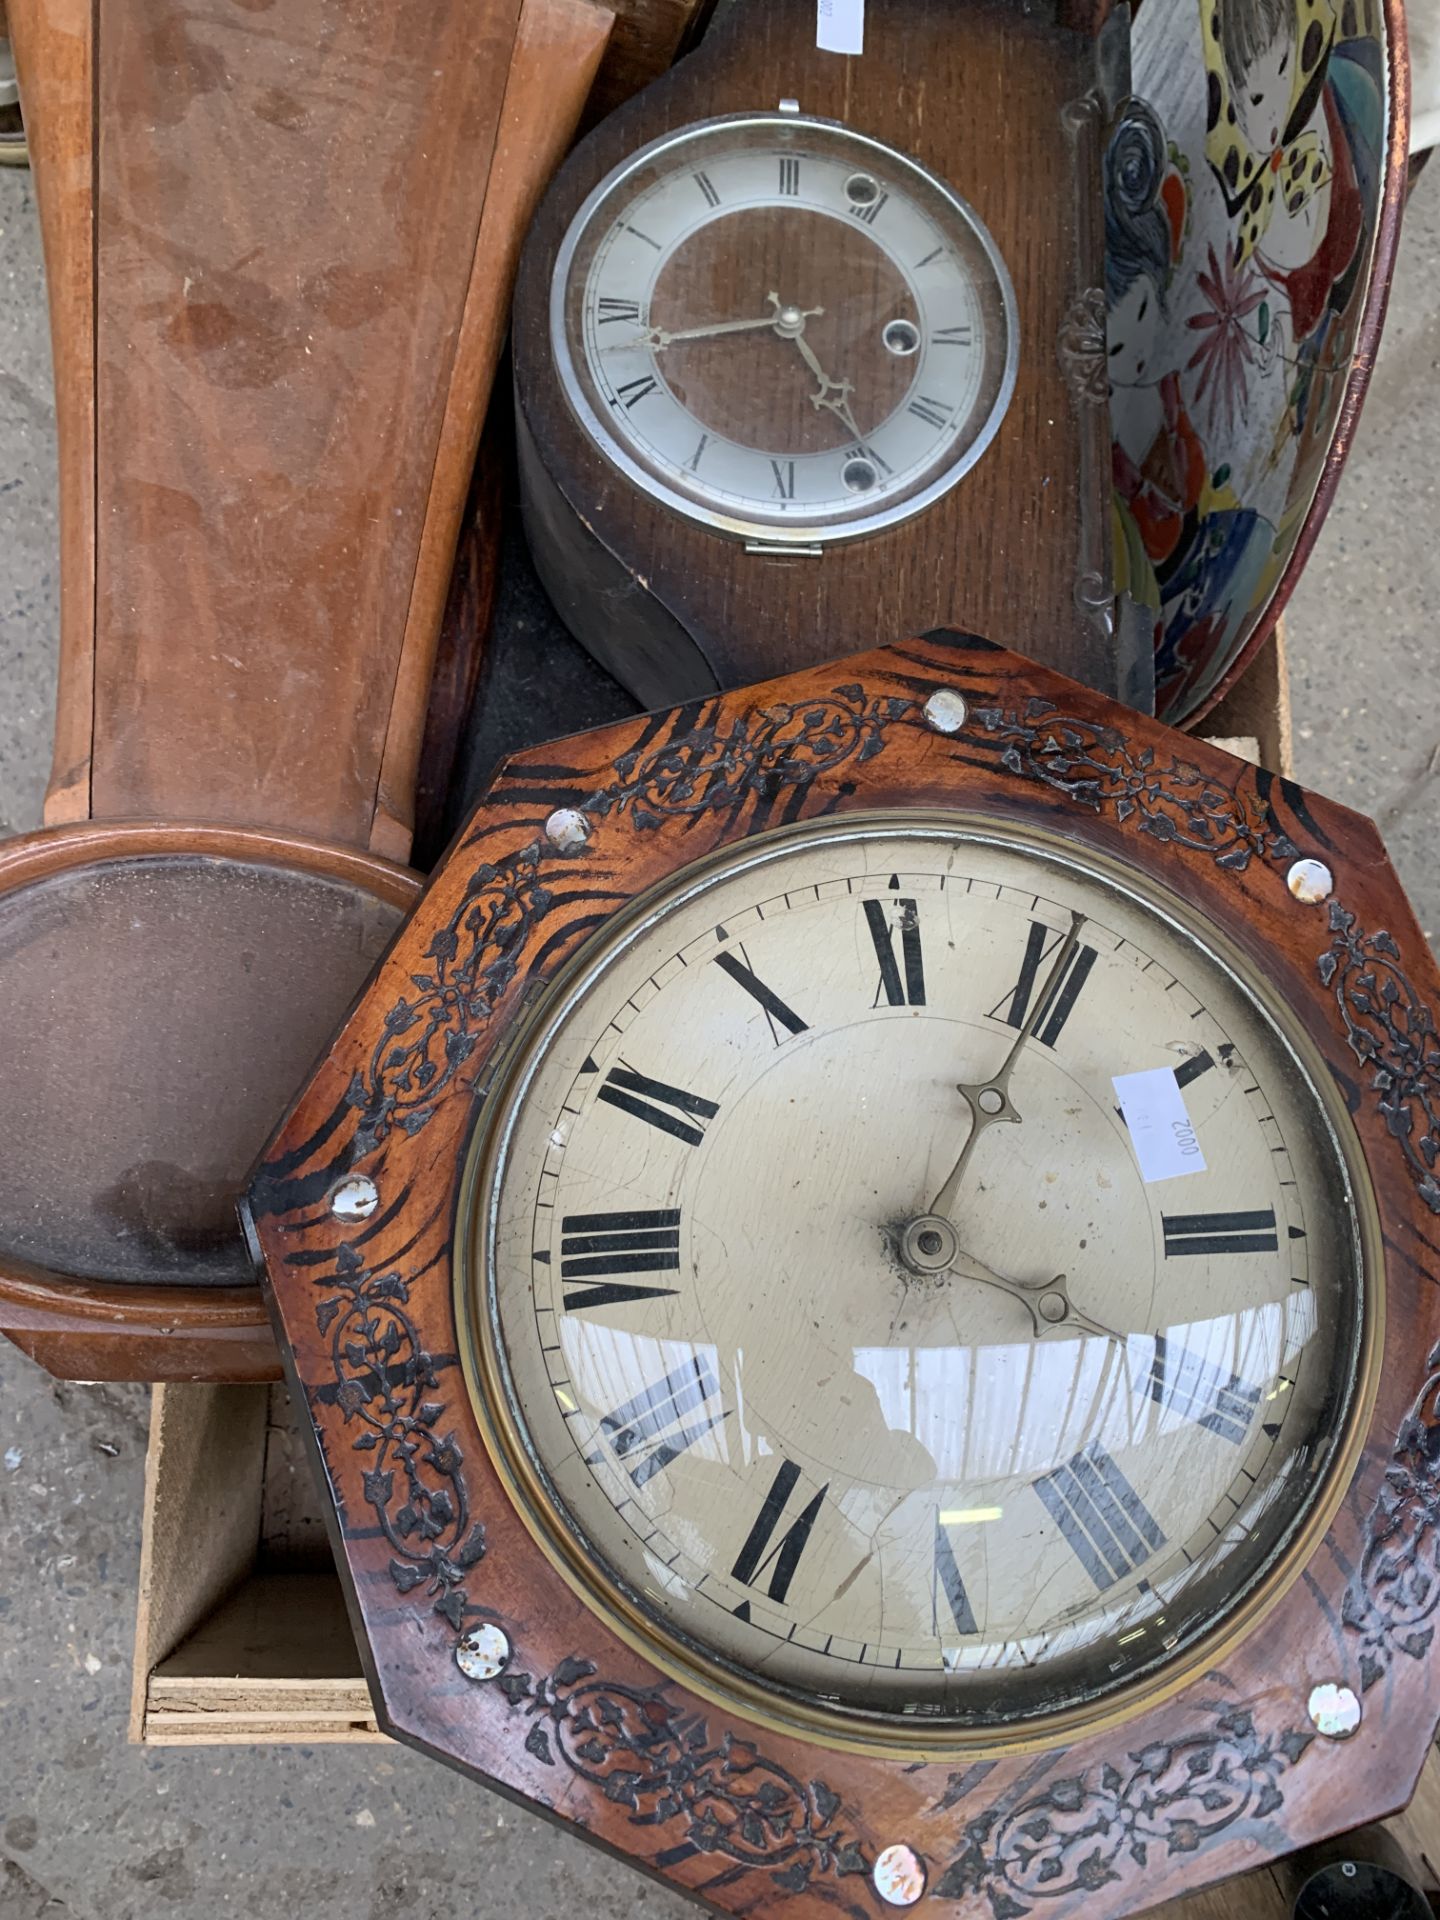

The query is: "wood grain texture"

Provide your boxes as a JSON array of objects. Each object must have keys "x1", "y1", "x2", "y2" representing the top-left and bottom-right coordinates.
[
  {"x1": 7, "y1": 0, "x2": 95, "y2": 825},
  {"x1": 129, "y1": 1383, "x2": 268, "y2": 1742},
  {"x1": 371, "y1": 0, "x2": 614, "y2": 861},
  {"x1": 514, "y1": 0, "x2": 1123, "y2": 708},
  {"x1": 585, "y1": 0, "x2": 717, "y2": 123},
  {"x1": 413, "y1": 431, "x2": 506, "y2": 872},
  {"x1": 86, "y1": 0, "x2": 522, "y2": 842},
  {"x1": 247, "y1": 629, "x2": 1440, "y2": 1917}
]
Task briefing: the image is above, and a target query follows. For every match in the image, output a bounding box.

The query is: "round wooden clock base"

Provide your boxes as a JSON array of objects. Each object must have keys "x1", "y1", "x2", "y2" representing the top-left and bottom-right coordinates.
[{"x1": 0, "y1": 821, "x2": 418, "y2": 1382}]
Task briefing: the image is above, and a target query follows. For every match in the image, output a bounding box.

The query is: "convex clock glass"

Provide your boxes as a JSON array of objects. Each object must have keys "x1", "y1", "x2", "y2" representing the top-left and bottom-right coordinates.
[
  {"x1": 552, "y1": 113, "x2": 1019, "y2": 544},
  {"x1": 465, "y1": 821, "x2": 1366, "y2": 1736}
]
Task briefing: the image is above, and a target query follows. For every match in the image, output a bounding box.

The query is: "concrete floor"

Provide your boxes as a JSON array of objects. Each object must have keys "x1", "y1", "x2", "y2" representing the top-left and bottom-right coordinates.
[{"x1": 0, "y1": 146, "x2": 1438, "y2": 1919}]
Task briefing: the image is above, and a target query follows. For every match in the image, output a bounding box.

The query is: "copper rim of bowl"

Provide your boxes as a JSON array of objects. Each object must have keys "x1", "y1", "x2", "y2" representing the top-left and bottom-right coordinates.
[{"x1": 1179, "y1": 0, "x2": 1410, "y2": 730}]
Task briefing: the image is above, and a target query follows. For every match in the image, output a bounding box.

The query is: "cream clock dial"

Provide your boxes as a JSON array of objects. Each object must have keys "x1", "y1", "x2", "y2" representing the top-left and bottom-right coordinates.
[
  {"x1": 467, "y1": 822, "x2": 1362, "y2": 1730},
  {"x1": 552, "y1": 113, "x2": 1019, "y2": 544}
]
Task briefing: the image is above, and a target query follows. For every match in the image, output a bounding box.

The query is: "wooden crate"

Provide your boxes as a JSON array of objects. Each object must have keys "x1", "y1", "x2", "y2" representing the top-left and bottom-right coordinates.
[{"x1": 130, "y1": 1380, "x2": 378, "y2": 1744}]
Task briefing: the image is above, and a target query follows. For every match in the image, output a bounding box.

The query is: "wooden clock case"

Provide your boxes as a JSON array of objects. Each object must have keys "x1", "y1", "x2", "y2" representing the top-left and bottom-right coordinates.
[
  {"x1": 247, "y1": 630, "x2": 1440, "y2": 1918},
  {"x1": 512, "y1": 0, "x2": 1143, "y2": 713},
  {"x1": 0, "y1": 0, "x2": 720, "y2": 1385}
]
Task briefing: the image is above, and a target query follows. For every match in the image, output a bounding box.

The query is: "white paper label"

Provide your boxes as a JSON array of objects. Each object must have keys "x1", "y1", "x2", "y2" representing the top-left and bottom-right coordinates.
[
  {"x1": 817, "y1": 0, "x2": 864, "y2": 55},
  {"x1": 1112, "y1": 1067, "x2": 1207, "y2": 1185}
]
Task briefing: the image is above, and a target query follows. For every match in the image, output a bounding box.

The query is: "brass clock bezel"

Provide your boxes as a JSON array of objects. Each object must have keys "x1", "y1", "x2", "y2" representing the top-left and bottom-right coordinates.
[
  {"x1": 454, "y1": 808, "x2": 1382, "y2": 1762},
  {"x1": 549, "y1": 110, "x2": 1022, "y2": 548}
]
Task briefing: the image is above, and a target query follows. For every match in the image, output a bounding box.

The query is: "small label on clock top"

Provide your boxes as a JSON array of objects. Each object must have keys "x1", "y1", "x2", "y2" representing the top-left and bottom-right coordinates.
[
  {"x1": 817, "y1": 0, "x2": 864, "y2": 56},
  {"x1": 1113, "y1": 1067, "x2": 1208, "y2": 1185}
]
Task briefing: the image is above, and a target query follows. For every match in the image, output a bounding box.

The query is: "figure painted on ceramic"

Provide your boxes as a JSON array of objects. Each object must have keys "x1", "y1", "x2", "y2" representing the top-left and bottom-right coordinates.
[
  {"x1": 1110, "y1": 0, "x2": 1387, "y2": 720},
  {"x1": 1203, "y1": 0, "x2": 1382, "y2": 464},
  {"x1": 1106, "y1": 100, "x2": 1275, "y2": 704}
]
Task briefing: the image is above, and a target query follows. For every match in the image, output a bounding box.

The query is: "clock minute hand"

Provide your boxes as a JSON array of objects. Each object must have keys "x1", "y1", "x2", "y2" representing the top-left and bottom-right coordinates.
[
  {"x1": 603, "y1": 305, "x2": 825, "y2": 354},
  {"x1": 926, "y1": 909, "x2": 1088, "y2": 1224}
]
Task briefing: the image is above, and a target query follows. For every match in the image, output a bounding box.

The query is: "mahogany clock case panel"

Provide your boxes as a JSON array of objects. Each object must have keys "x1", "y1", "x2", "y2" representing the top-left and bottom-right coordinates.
[
  {"x1": 513, "y1": 0, "x2": 1133, "y2": 710},
  {"x1": 248, "y1": 632, "x2": 1440, "y2": 1919}
]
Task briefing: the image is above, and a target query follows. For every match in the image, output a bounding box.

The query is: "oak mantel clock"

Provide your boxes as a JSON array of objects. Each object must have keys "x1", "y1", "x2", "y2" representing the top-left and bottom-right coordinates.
[
  {"x1": 248, "y1": 631, "x2": 1440, "y2": 1918},
  {"x1": 513, "y1": 0, "x2": 1142, "y2": 712}
]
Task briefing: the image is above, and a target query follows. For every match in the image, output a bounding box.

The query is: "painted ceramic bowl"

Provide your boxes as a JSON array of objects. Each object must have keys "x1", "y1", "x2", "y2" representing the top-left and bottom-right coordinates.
[{"x1": 1111, "y1": 0, "x2": 1408, "y2": 725}]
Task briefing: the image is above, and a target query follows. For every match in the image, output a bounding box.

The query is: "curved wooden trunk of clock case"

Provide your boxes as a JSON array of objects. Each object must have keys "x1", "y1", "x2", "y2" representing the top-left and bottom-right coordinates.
[
  {"x1": 0, "y1": 0, "x2": 616, "y2": 1382},
  {"x1": 247, "y1": 630, "x2": 1440, "y2": 1919},
  {"x1": 514, "y1": 0, "x2": 1131, "y2": 709}
]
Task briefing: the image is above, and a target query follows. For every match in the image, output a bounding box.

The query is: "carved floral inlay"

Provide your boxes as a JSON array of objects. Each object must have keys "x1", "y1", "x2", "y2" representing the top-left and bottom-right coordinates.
[
  {"x1": 1319, "y1": 903, "x2": 1440, "y2": 1215},
  {"x1": 347, "y1": 686, "x2": 912, "y2": 1155},
  {"x1": 934, "y1": 1708, "x2": 1312, "y2": 1919},
  {"x1": 972, "y1": 696, "x2": 1298, "y2": 870},
  {"x1": 1343, "y1": 1339, "x2": 1440, "y2": 1691},
  {"x1": 496, "y1": 1656, "x2": 868, "y2": 1897}
]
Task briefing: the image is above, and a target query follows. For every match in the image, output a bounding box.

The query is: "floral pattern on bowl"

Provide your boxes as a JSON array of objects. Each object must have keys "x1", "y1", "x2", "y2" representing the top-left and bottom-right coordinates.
[{"x1": 1109, "y1": 0, "x2": 1399, "y2": 724}]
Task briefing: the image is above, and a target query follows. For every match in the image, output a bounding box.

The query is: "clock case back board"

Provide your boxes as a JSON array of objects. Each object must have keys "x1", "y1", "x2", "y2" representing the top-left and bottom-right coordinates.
[
  {"x1": 513, "y1": 0, "x2": 1137, "y2": 711},
  {"x1": 247, "y1": 632, "x2": 1440, "y2": 1920}
]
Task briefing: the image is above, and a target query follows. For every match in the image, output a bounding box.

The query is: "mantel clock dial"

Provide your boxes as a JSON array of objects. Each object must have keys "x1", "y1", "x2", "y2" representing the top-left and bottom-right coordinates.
[
  {"x1": 554, "y1": 112, "x2": 1019, "y2": 545},
  {"x1": 249, "y1": 634, "x2": 1440, "y2": 1920},
  {"x1": 513, "y1": 0, "x2": 1137, "y2": 710}
]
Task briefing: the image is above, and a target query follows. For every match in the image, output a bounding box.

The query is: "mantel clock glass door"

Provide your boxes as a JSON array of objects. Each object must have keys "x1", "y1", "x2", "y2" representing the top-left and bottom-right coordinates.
[
  {"x1": 554, "y1": 113, "x2": 1019, "y2": 544},
  {"x1": 464, "y1": 821, "x2": 1367, "y2": 1737}
]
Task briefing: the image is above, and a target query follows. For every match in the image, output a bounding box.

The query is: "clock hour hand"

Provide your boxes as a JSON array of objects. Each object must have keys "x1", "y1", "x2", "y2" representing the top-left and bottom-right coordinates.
[
  {"x1": 907, "y1": 1227, "x2": 1128, "y2": 1344},
  {"x1": 767, "y1": 293, "x2": 866, "y2": 436},
  {"x1": 924, "y1": 910, "x2": 1088, "y2": 1225}
]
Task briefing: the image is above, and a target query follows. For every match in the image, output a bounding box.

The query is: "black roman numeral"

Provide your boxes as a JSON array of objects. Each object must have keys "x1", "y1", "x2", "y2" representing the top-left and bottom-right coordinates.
[
  {"x1": 852, "y1": 189, "x2": 890, "y2": 225},
  {"x1": 1144, "y1": 1335, "x2": 1262, "y2": 1445},
  {"x1": 932, "y1": 1513, "x2": 978, "y2": 1635},
  {"x1": 560, "y1": 1208, "x2": 681, "y2": 1312},
  {"x1": 778, "y1": 156, "x2": 801, "y2": 196},
  {"x1": 907, "y1": 395, "x2": 952, "y2": 429},
  {"x1": 731, "y1": 1459, "x2": 827, "y2": 1607},
  {"x1": 771, "y1": 458, "x2": 796, "y2": 500},
  {"x1": 624, "y1": 223, "x2": 662, "y2": 250},
  {"x1": 864, "y1": 895, "x2": 925, "y2": 1007},
  {"x1": 615, "y1": 374, "x2": 659, "y2": 410},
  {"x1": 597, "y1": 1066, "x2": 719, "y2": 1146},
  {"x1": 686, "y1": 433, "x2": 710, "y2": 472},
  {"x1": 1035, "y1": 1444, "x2": 1166, "y2": 1591},
  {"x1": 599, "y1": 1358, "x2": 726, "y2": 1488},
  {"x1": 596, "y1": 296, "x2": 642, "y2": 325},
  {"x1": 1174, "y1": 1049, "x2": 1216, "y2": 1088},
  {"x1": 714, "y1": 947, "x2": 807, "y2": 1042},
  {"x1": 1162, "y1": 1209, "x2": 1278, "y2": 1257},
  {"x1": 844, "y1": 440, "x2": 893, "y2": 475},
  {"x1": 932, "y1": 323, "x2": 974, "y2": 348},
  {"x1": 694, "y1": 170, "x2": 720, "y2": 208},
  {"x1": 993, "y1": 920, "x2": 1097, "y2": 1046}
]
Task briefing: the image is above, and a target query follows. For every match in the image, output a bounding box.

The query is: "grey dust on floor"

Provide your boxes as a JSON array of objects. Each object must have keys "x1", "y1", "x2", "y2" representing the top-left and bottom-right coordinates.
[{"x1": 1, "y1": 154, "x2": 1439, "y2": 1920}]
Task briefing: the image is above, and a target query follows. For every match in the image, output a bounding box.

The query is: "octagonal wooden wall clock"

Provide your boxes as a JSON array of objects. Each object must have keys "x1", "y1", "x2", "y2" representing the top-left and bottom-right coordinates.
[{"x1": 245, "y1": 630, "x2": 1440, "y2": 1918}]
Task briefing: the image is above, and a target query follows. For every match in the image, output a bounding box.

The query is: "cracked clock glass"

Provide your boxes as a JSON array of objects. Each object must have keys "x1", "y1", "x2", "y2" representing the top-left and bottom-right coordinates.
[
  {"x1": 462, "y1": 821, "x2": 1369, "y2": 1736},
  {"x1": 550, "y1": 113, "x2": 1018, "y2": 545}
]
